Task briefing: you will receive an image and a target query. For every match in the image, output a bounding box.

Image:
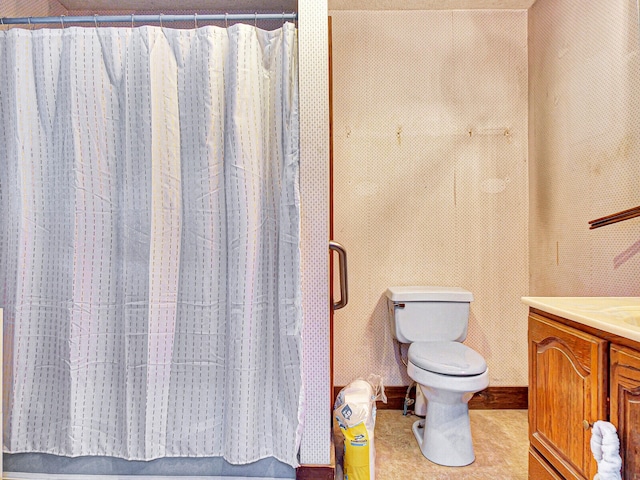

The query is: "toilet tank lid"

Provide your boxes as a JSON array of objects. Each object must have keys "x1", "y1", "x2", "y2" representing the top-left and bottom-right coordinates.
[{"x1": 386, "y1": 286, "x2": 473, "y2": 302}]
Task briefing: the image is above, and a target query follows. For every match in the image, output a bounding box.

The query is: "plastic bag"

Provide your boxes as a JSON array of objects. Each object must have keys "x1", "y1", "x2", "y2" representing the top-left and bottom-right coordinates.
[{"x1": 334, "y1": 374, "x2": 387, "y2": 480}]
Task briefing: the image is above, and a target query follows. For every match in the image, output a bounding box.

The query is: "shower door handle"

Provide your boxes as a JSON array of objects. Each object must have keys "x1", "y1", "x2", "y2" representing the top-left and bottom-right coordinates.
[{"x1": 329, "y1": 241, "x2": 348, "y2": 310}]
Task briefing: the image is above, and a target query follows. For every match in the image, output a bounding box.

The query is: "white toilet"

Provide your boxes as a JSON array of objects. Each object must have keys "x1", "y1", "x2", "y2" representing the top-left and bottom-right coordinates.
[{"x1": 386, "y1": 286, "x2": 489, "y2": 467}]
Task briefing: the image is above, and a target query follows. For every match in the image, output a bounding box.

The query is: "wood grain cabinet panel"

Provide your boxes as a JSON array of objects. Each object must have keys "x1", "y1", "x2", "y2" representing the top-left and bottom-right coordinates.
[
  {"x1": 529, "y1": 447, "x2": 564, "y2": 480},
  {"x1": 528, "y1": 313, "x2": 607, "y2": 480},
  {"x1": 610, "y1": 344, "x2": 640, "y2": 480}
]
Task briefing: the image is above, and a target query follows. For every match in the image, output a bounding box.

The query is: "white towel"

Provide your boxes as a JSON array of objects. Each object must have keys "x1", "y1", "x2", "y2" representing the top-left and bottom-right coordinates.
[{"x1": 590, "y1": 420, "x2": 622, "y2": 480}]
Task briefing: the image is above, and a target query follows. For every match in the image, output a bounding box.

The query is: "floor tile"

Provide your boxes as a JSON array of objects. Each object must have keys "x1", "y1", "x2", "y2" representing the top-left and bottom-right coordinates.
[{"x1": 334, "y1": 409, "x2": 529, "y2": 479}]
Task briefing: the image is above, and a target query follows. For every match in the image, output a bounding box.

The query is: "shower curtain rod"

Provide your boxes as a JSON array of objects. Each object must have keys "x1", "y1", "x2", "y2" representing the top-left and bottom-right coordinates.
[{"x1": 0, "y1": 12, "x2": 297, "y2": 26}]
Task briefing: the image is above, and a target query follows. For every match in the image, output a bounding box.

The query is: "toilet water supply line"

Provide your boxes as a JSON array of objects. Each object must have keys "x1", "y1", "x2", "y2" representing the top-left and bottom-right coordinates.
[
  {"x1": 403, "y1": 382, "x2": 416, "y2": 416},
  {"x1": 397, "y1": 340, "x2": 408, "y2": 368},
  {"x1": 396, "y1": 339, "x2": 417, "y2": 416}
]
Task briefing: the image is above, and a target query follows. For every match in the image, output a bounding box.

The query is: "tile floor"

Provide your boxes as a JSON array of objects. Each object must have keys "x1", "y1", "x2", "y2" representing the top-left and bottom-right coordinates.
[{"x1": 334, "y1": 409, "x2": 529, "y2": 480}]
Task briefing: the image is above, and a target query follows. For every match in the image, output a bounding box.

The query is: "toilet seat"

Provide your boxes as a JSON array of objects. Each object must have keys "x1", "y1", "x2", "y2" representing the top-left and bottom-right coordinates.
[
  {"x1": 408, "y1": 341, "x2": 487, "y2": 376},
  {"x1": 407, "y1": 360, "x2": 489, "y2": 393}
]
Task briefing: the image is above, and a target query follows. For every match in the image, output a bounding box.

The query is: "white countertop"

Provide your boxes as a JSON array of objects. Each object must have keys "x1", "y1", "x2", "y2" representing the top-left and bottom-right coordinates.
[{"x1": 522, "y1": 296, "x2": 640, "y2": 343}]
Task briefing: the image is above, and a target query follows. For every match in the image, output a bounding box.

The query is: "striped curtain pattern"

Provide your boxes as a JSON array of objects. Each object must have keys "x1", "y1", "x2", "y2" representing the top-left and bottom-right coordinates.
[{"x1": 0, "y1": 23, "x2": 302, "y2": 467}]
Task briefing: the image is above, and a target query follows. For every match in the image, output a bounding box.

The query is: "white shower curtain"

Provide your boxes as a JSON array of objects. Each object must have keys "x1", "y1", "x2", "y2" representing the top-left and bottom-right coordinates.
[{"x1": 0, "y1": 23, "x2": 302, "y2": 468}]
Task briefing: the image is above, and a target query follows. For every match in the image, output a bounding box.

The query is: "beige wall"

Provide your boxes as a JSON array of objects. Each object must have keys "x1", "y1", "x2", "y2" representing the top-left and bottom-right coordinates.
[
  {"x1": 529, "y1": 0, "x2": 640, "y2": 297},
  {"x1": 0, "y1": 0, "x2": 66, "y2": 18},
  {"x1": 298, "y1": 0, "x2": 332, "y2": 466},
  {"x1": 330, "y1": 10, "x2": 529, "y2": 387}
]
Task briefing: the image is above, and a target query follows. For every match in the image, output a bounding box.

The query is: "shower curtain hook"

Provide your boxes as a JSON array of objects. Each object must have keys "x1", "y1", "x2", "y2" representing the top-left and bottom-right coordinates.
[
  {"x1": 27, "y1": 17, "x2": 33, "y2": 30},
  {"x1": 94, "y1": 14, "x2": 99, "y2": 28},
  {"x1": 225, "y1": 13, "x2": 228, "y2": 28},
  {"x1": 194, "y1": 13, "x2": 198, "y2": 29},
  {"x1": 282, "y1": 12, "x2": 285, "y2": 25},
  {"x1": 254, "y1": 12, "x2": 258, "y2": 28},
  {"x1": 131, "y1": 14, "x2": 135, "y2": 28},
  {"x1": 60, "y1": 15, "x2": 65, "y2": 29},
  {"x1": 159, "y1": 13, "x2": 164, "y2": 28}
]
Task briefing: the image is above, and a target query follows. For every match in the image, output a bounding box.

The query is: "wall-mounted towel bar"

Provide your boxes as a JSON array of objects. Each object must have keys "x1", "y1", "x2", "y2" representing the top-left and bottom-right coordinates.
[{"x1": 589, "y1": 205, "x2": 640, "y2": 229}]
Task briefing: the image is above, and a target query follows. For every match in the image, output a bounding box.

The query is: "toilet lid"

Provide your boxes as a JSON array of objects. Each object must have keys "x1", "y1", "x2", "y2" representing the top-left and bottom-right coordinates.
[{"x1": 408, "y1": 341, "x2": 487, "y2": 376}]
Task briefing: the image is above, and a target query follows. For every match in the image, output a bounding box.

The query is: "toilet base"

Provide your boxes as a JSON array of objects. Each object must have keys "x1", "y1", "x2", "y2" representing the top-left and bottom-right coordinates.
[
  {"x1": 412, "y1": 396, "x2": 475, "y2": 467},
  {"x1": 407, "y1": 361, "x2": 488, "y2": 467}
]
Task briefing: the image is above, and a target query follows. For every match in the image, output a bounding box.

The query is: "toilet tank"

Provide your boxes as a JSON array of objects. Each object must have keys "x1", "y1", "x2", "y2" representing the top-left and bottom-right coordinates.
[{"x1": 386, "y1": 286, "x2": 474, "y2": 343}]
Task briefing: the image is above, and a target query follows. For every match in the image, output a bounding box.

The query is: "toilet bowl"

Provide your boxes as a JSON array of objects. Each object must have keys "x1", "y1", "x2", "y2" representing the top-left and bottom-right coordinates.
[
  {"x1": 407, "y1": 341, "x2": 489, "y2": 466},
  {"x1": 385, "y1": 286, "x2": 489, "y2": 467}
]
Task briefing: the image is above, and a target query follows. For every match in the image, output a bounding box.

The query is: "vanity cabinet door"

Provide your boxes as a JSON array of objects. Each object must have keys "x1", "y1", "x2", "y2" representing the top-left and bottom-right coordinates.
[
  {"x1": 529, "y1": 313, "x2": 608, "y2": 480},
  {"x1": 529, "y1": 447, "x2": 563, "y2": 480},
  {"x1": 610, "y1": 344, "x2": 640, "y2": 480}
]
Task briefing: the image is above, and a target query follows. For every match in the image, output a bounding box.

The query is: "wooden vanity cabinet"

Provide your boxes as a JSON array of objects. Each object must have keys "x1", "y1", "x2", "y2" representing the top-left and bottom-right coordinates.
[
  {"x1": 529, "y1": 309, "x2": 640, "y2": 480},
  {"x1": 528, "y1": 312, "x2": 607, "y2": 480},
  {"x1": 610, "y1": 345, "x2": 640, "y2": 480}
]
